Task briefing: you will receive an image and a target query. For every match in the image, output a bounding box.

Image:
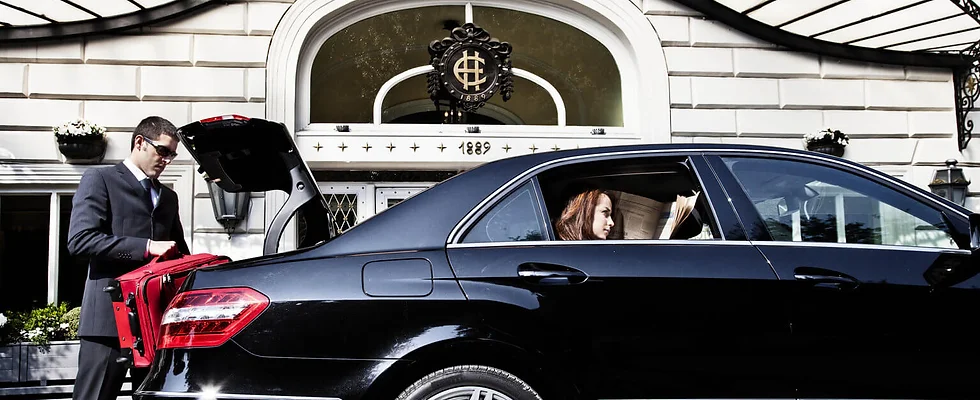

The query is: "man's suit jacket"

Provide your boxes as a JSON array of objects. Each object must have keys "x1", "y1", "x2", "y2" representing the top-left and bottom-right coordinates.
[{"x1": 67, "y1": 162, "x2": 189, "y2": 338}]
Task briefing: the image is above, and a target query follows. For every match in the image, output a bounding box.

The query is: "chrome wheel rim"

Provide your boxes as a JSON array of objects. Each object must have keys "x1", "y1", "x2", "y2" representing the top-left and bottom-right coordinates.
[{"x1": 428, "y1": 386, "x2": 514, "y2": 400}]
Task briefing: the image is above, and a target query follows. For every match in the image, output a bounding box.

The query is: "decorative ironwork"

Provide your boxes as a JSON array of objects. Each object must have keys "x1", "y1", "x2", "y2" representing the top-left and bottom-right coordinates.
[
  {"x1": 953, "y1": 51, "x2": 979, "y2": 151},
  {"x1": 951, "y1": 0, "x2": 980, "y2": 151},
  {"x1": 427, "y1": 22, "x2": 513, "y2": 120},
  {"x1": 324, "y1": 193, "x2": 359, "y2": 233}
]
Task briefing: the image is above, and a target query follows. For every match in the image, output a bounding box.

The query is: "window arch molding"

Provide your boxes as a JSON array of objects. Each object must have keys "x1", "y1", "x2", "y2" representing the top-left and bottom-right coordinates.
[
  {"x1": 267, "y1": 0, "x2": 670, "y2": 141},
  {"x1": 373, "y1": 65, "x2": 566, "y2": 126}
]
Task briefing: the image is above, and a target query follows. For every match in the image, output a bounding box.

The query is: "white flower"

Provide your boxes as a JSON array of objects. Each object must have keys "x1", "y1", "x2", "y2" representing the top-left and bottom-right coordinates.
[
  {"x1": 53, "y1": 118, "x2": 105, "y2": 137},
  {"x1": 0, "y1": 313, "x2": 6, "y2": 328},
  {"x1": 59, "y1": 323, "x2": 69, "y2": 330},
  {"x1": 22, "y1": 328, "x2": 43, "y2": 340}
]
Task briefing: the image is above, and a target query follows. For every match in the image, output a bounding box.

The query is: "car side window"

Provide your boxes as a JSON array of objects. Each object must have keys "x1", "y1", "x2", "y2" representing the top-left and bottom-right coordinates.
[
  {"x1": 462, "y1": 182, "x2": 546, "y2": 243},
  {"x1": 722, "y1": 157, "x2": 957, "y2": 249},
  {"x1": 535, "y1": 156, "x2": 719, "y2": 241}
]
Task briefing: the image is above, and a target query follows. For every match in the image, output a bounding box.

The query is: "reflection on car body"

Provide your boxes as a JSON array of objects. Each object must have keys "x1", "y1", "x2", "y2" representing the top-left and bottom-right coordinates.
[{"x1": 133, "y1": 117, "x2": 980, "y2": 400}]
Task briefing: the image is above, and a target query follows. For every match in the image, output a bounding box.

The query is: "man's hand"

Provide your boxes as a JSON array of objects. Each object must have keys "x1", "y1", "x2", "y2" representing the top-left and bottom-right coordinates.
[{"x1": 148, "y1": 240, "x2": 178, "y2": 258}]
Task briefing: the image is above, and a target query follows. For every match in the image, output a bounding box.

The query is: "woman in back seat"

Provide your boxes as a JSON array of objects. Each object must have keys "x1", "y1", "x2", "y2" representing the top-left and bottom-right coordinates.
[{"x1": 554, "y1": 188, "x2": 616, "y2": 240}]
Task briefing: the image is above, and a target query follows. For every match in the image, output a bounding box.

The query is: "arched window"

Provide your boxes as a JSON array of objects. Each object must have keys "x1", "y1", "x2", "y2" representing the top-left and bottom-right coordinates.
[{"x1": 309, "y1": 5, "x2": 622, "y2": 127}]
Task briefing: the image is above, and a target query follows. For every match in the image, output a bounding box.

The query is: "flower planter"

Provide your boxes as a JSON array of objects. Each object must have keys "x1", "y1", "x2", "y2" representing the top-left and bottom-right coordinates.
[
  {"x1": 0, "y1": 344, "x2": 21, "y2": 383},
  {"x1": 56, "y1": 135, "x2": 107, "y2": 164},
  {"x1": 807, "y1": 142, "x2": 845, "y2": 157},
  {"x1": 0, "y1": 341, "x2": 80, "y2": 383}
]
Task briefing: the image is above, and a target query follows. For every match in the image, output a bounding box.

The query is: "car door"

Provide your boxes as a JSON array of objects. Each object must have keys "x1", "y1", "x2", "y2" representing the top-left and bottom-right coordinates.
[
  {"x1": 709, "y1": 154, "x2": 980, "y2": 399},
  {"x1": 446, "y1": 153, "x2": 793, "y2": 399}
]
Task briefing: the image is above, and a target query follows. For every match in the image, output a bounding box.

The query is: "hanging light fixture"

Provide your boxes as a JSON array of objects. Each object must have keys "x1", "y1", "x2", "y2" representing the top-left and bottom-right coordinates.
[
  {"x1": 207, "y1": 181, "x2": 251, "y2": 235},
  {"x1": 929, "y1": 159, "x2": 971, "y2": 206}
]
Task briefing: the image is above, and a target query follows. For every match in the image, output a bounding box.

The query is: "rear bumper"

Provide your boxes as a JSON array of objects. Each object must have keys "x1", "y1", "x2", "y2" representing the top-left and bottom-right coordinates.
[{"x1": 137, "y1": 342, "x2": 397, "y2": 400}]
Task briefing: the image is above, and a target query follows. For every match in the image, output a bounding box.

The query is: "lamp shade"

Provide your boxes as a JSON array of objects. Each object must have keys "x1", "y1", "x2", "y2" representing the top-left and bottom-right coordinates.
[
  {"x1": 207, "y1": 180, "x2": 251, "y2": 232},
  {"x1": 929, "y1": 159, "x2": 970, "y2": 206}
]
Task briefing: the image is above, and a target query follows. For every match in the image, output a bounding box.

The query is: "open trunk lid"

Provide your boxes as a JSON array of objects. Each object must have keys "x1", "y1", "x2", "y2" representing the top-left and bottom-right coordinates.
[{"x1": 176, "y1": 115, "x2": 336, "y2": 254}]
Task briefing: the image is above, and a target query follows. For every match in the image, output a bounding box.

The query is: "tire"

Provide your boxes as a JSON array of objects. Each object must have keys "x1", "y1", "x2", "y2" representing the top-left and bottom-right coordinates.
[{"x1": 394, "y1": 365, "x2": 543, "y2": 400}]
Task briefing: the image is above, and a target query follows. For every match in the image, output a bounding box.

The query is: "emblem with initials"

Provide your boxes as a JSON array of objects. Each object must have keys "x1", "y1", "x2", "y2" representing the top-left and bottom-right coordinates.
[
  {"x1": 427, "y1": 22, "x2": 514, "y2": 112},
  {"x1": 454, "y1": 50, "x2": 486, "y2": 91}
]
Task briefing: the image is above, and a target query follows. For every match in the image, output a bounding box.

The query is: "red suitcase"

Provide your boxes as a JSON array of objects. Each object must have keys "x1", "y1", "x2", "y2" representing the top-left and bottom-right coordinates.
[{"x1": 106, "y1": 253, "x2": 231, "y2": 368}]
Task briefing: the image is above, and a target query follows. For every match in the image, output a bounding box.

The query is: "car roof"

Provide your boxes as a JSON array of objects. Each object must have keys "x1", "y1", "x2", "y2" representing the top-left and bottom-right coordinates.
[{"x1": 311, "y1": 143, "x2": 968, "y2": 257}]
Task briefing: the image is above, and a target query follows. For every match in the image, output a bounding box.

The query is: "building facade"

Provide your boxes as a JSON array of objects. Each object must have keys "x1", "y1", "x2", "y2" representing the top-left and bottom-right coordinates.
[{"x1": 1, "y1": 0, "x2": 979, "y2": 310}]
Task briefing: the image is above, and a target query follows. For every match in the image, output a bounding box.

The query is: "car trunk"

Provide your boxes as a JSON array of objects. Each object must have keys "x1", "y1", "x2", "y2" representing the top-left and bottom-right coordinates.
[{"x1": 109, "y1": 115, "x2": 334, "y2": 368}]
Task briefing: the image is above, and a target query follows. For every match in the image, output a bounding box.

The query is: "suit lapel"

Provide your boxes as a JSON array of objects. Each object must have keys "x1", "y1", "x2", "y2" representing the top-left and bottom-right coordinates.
[{"x1": 115, "y1": 162, "x2": 153, "y2": 213}]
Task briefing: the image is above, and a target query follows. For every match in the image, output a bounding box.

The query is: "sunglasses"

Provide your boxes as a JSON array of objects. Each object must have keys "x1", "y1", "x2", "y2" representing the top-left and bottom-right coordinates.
[{"x1": 142, "y1": 137, "x2": 178, "y2": 160}]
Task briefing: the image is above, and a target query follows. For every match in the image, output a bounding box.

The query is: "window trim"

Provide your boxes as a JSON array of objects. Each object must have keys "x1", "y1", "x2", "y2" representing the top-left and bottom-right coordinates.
[
  {"x1": 372, "y1": 65, "x2": 567, "y2": 126},
  {"x1": 455, "y1": 152, "x2": 725, "y2": 245},
  {"x1": 715, "y1": 154, "x2": 965, "y2": 250},
  {"x1": 447, "y1": 239, "x2": 755, "y2": 249},
  {"x1": 448, "y1": 147, "x2": 973, "y2": 246},
  {"x1": 753, "y1": 240, "x2": 971, "y2": 255}
]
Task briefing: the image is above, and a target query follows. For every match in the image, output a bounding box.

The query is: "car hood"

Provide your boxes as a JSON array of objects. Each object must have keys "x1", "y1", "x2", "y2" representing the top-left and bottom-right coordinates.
[{"x1": 177, "y1": 115, "x2": 336, "y2": 254}]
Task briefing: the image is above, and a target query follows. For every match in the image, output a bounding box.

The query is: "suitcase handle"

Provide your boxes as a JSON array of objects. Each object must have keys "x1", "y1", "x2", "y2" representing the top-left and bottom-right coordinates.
[{"x1": 148, "y1": 250, "x2": 183, "y2": 265}]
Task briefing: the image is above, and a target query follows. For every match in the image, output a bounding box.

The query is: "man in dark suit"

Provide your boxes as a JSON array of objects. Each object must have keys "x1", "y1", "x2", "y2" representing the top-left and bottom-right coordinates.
[{"x1": 68, "y1": 116, "x2": 189, "y2": 400}]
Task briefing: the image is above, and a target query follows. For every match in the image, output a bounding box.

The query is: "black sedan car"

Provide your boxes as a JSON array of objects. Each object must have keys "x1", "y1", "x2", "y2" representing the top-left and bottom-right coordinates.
[{"x1": 135, "y1": 116, "x2": 980, "y2": 400}]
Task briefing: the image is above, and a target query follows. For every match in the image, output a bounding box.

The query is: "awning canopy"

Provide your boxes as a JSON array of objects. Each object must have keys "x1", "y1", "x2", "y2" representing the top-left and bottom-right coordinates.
[
  {"x1": 674, "y1": 0, "x2": 980, "y2": 68},
  {"x1": 719, "y1": 0, "x2": 979, "y2": 53},
  {"x1": 0, "y1": 0, "x2": 213, "y2": 42},
  {"x1": 673, "y1": 0, "x2": 980, "y2": 151}
]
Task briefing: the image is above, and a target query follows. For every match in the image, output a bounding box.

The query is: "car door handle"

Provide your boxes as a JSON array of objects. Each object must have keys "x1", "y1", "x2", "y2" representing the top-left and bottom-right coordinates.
[
  {"x1": 794, "y1": 267, "x2": 859, "y2": 290},
  {"x1": 517, "y1": 262, "x2": 588, "y2": 285}
]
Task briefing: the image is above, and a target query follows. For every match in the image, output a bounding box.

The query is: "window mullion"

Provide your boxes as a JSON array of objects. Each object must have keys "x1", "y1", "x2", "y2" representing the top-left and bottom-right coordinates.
[{"x1": 47, "y1": 192, "x2": 59, "y2": 305}]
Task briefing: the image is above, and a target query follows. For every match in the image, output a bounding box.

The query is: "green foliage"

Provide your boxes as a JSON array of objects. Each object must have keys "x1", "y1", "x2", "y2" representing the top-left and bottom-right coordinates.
[{"x1": 0, "y1": 303, "x2": 81, "y2": 347}]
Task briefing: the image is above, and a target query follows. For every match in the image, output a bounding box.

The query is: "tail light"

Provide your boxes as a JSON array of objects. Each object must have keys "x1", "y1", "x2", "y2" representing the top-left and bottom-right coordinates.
[
  {"x1": 159, "y1": 287, "x2": 269, "y2": 349},
  {"x1": 199, "y1": 115, "x2": 250, "y2": 123}
]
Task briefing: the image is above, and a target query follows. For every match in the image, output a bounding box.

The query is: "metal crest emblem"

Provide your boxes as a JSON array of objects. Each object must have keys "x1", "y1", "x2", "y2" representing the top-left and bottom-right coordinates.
[{"x1": 427, "y1": 23, "x2": 513, "y2": 112}]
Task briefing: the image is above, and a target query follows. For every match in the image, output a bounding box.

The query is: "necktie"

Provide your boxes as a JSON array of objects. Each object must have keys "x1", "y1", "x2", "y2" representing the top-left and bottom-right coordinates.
[{"x1": 140, "y1": 178, "x2": 156, "y2": 208}]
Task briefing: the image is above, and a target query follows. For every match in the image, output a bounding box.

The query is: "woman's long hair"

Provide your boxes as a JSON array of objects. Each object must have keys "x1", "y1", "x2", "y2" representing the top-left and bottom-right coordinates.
[{"x1": 554, "y1": 189, "x2": 614, "y2": 240}]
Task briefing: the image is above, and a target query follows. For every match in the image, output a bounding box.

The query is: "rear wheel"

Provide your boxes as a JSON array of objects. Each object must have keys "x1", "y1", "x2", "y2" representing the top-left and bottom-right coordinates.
[{"x1": 395, "y1": 365, "x2": 543, "y2": 400}]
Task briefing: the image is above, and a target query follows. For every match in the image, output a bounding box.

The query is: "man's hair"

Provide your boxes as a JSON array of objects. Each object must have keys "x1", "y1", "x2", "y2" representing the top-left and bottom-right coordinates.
[{"x1": 131, "y1": 116, "x2": 179, "y2": 150}]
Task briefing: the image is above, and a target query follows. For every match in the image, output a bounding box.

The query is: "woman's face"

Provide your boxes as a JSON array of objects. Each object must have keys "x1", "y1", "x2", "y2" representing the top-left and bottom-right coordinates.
[{"x1": 591, "y1": 193, "x2": 614, "y2": 239}]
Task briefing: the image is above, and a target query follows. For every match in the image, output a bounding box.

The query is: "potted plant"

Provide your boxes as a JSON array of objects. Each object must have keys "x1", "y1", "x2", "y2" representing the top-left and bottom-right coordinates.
[
  {"x1": 804, "y1": 128, "x2": 849, "y2": 157},
  {"x1": 54, "y1": 119, "x2": 107, "y2": 164},
  {"x1": 1, "y1": 303, "x2": 81, "y2": 383}
]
